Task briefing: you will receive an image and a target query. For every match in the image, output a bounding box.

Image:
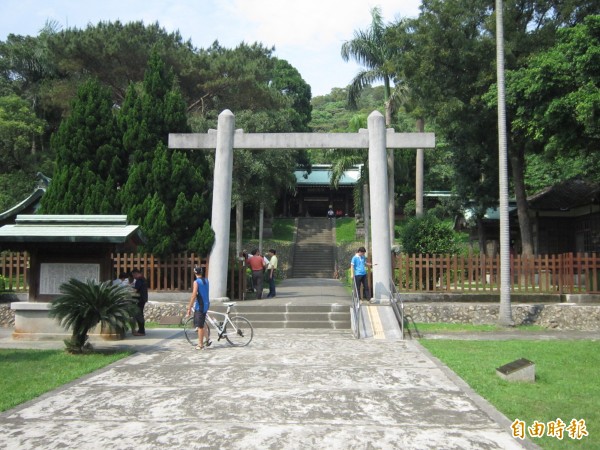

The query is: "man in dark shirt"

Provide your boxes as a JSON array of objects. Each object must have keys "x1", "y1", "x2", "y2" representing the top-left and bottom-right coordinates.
[{"x1": 131, "y1": 268, "x2": 148, "y2": 336}]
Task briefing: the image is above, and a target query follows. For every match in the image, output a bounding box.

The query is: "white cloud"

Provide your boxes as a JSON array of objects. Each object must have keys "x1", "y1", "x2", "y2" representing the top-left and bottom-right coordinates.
[{"x1": 227, "y1": 0, "x2": 419, "y2": 49}]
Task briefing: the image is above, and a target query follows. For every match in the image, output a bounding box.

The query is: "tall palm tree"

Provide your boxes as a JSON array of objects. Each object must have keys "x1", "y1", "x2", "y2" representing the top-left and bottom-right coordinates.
[
  {"x1": 495, "y1": 0, "x2": 513, "y2": 326},
  {"x1": 49, "y1": 279, "x2": 139, "y2": 353},
  {"x1": 341, "y1": 6, "x2": 398, "y2": 244}
]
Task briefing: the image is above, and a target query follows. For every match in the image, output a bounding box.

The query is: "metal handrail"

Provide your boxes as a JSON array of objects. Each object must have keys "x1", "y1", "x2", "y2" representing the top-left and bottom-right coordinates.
[
  {"x1": 351, "y1": 277, "x2": 363, "y2": 339},
  {"x1": 389, "y1": 279, "x2": 405, "y2": 340}
]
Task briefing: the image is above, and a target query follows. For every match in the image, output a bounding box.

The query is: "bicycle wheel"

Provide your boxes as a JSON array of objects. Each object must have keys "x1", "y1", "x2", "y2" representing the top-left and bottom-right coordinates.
[
  {"x1": 183, "y1": 316, "x2": 210, "y2": 346},
  {"x1": 224, "y1": 316, "x2": 253, "y2": 347}
]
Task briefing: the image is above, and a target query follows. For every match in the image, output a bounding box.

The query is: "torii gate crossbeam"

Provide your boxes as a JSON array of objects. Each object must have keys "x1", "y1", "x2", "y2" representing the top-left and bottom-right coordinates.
[{"x1": 169, "y1": 109, "x2": 435, "y2": 302}]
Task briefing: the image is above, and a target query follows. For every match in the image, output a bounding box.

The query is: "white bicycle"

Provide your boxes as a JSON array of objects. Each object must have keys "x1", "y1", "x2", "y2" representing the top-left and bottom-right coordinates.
[{"x1": 183, "y1": 302, "x2": 253, "y2": 347}]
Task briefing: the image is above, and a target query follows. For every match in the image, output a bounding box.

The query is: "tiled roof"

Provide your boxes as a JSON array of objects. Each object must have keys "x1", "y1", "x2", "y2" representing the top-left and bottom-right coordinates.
[
  {"x1": 0, "y1": 188, "x2": 44, "y2": 223},
  {"x1": 295, "y1": 166, "x2": 360, "y2": 186},
  {"x1": 0, "y1": 215, "x2": 144, "y2": 245},
  {"x1": 527, "y1": 179, "x2": 600, "y2": 211}
]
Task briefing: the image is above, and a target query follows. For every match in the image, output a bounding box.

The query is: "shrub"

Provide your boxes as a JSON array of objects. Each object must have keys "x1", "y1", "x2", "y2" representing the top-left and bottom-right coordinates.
[
  {"x1": 400, "y1": 213, "x2": 459, "y2": 255},
  {"x1": 49, "y1": 279, "x2": 138, "y2": 354},
  {"x1": 403, "y1": 199, "x2": 416, "y2": 217}
]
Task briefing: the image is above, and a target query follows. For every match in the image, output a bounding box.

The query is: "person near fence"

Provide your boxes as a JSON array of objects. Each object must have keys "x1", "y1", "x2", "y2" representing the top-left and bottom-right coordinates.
[
  {"x1": 113, "y1": 271, "x2": 130, "y2": 287},
  {"x1": 187, "y1": 266, "x2": 211, "y2": 350},
  {"x1": 248, "y1": 248, "x2": 266, "y2": 299},
  {"x1": 351, "y1": 246, "x2": 371, "y2": 301},
  {"x1": 266, "y1": 249, "x2": 278, "y2": 298},
  {"x1": 131, "y1": 268, "x2": 148, "y2": 336}
]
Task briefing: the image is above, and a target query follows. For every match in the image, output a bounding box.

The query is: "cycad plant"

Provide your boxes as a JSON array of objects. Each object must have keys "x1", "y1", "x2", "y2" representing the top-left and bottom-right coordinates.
[{"x1": 49, "y1": 279, "x2": 138, "y2": 353}]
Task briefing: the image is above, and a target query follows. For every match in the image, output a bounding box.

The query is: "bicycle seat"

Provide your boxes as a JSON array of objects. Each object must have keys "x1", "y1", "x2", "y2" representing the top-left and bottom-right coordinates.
[{"x1": 223, "y1": 302, "x2": 237, "y2": 307}]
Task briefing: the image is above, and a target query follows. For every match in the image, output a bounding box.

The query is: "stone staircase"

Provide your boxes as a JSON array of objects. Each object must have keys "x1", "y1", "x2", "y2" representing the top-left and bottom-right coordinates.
[
  {"x1": 210, "y1": 303, "x2": 351, "y2": 329},
  {"x1": 292, "y1": 217, "x2": 335, "y2": 278}
]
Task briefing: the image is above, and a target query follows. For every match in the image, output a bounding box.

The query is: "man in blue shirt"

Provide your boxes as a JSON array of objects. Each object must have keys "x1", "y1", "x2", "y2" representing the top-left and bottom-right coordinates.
[
  {"x1": 187, "y1": 266, "x2": 211, "y2": 350},
  {"x1": 350, "y1": 246, "x2": 371, "y2": 301}
]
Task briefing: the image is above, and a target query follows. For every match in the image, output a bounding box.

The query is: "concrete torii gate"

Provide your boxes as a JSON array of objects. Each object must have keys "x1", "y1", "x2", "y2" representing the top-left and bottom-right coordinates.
[{"x1": 169, "y1": 109, "x2": 435, "y2": 302}]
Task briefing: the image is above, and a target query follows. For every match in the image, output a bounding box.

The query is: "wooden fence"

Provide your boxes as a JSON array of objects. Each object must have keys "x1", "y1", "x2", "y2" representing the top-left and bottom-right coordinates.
[
  {"x1": 0, "y1": 251, "x2": 29, "y2": 291},
  {"x1": 2, "y1": 251, "x2": 599, "y2": 294},
  {"x1": 112, "y1": 253, "x2": 208, "y2": 291},
  {"x1": 0, "y1": 252, "x2": 208, "y2": 292},
  {"x1": 393, "y1": 252, "x2": 600, "y2": 294}
]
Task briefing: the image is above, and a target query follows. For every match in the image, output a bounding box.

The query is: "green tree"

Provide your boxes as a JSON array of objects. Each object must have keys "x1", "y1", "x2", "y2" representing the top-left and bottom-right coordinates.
[
  {"x1": 187, "y1": 219, "x2": 216, "y2": 256},
  {"x1": 506, "y1": 15, "x2": 600, "y2": 184},
  {"x1": 400, "y1": 214, "x2": 459, "y2": 254},
  {"x1": 0, "y1": 95, "x2": 45, "y2": 172},
  {"x1": 49, "y1": 279, "x2": 138, "y2": 354},
  {"x1": 271, "y1": 58, "x2": 312, "y2": 132},
  {"x1": 341, "y1": 6, "x2": 398, "y2": 242},
  {"x1": 1, "y1": 21, "x2": 199, "y2": 156},
  {"x1": 39, "y1": 78, "x2": 125, "y2": 214},
  {"x1": 118, "y1": 50, "x2": 211, "y2": 256},
  {"x1": 186, "y1": 42, "x2": 312, "y2": 252},
  {"x1": 46, "y1": 21, "x2": 196, "y2": 105},
  {"x1": 0, "y1": 172, "x2": 37, "y2": 212},
  {"x1": 390, "y1": 0, "x2": 499, "y2": 253}
]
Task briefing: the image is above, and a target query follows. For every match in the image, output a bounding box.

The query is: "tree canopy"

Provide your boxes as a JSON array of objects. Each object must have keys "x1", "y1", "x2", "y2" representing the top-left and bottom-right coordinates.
[
  {"x1": 507, "y1": 15, "x2": 600, "y2": 188},
  {"x1": 1, "y1": 21, "x2": 313, "y2": 255},
  {"x1": 1, "y1": 11, "x2": 598, "y2": 257}
]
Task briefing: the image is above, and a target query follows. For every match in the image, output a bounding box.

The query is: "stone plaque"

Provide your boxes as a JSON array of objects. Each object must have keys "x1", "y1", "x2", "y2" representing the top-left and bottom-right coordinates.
[
  {"x1": 40, "y1": 263, "x2": 100, "y2": 295},
  {"x1": 496, "y1": 358, "x2": 536, "y2": 382}
]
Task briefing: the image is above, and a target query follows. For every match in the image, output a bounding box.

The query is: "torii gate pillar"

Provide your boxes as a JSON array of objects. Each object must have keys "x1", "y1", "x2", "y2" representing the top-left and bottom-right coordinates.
[
  {"x1": 210, "y1": 110, "x2": 235, "y2": 302},
  {"x1": 367, "y1": 111, "x2": 392, "y2": 301},
  {"x1": 169, "y1": 109, "x2": 435, "y2": 302}
]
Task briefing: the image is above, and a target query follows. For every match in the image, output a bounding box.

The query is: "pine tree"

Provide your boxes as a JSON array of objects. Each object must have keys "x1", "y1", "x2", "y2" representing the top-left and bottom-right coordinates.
[
  {"x1": 118, "y1": 48, "x2": 211, "y2": 256},
  {"x1": 40, "y1": 78, "x2": 125, "y2": 214}
]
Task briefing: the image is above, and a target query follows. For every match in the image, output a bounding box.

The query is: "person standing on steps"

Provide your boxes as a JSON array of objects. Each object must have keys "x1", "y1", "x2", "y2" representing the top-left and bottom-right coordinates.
[
  {"x1": 350, "y1": 246, "x2": 371, "y2": 301},
  {"x1": 266, "y1": 248, "x2": 278, "y2": 298},
  {"x1": 248, "y1": 248, "x2": 266, "y2": 299},
  {"x1": 187, "y1": 266, "x2": 211, "y2": 350},
  {"x1": 131, "y1": 268, "x2": 148, "y2": 336},
  {"x1": 327, "y1": 205, "x2": 335, "y2": 220}
]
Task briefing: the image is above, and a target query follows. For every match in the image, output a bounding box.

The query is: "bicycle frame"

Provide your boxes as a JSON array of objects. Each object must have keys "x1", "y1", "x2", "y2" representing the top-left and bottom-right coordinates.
[
  {"x1": 184, "y1": 301, "x2": 253, "y2": 347},
  {"x1": 205, "y1": 310, "x2": 234, "y2": 341}
]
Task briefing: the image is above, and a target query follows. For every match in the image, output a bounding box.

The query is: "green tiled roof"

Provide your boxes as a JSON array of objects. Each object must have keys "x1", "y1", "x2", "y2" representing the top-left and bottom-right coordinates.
[{"x1": 295, "y1": 166, "x2": 360, "y2": 186}]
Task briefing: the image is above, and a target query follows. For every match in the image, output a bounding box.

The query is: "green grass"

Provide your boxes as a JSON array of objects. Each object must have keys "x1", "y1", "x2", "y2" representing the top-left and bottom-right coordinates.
[
  {"x1": 414, "y1": 323, "x2": 546, "y2": 333},
  {"x1": 272, "y1": 218, "x2": 295, "y2": 241},
  {"x1": 336, "y1": 218, "x2": 356, "y2": 242},
  {"x1": 0, "y1": 349, "x2": 132, "y2": 412},
  {"x1": 145, "y1": 321, "x2": 183, "y2": 329},
  {"x1": 420, "y1": 340, "x2": 599, "y2": 449}
]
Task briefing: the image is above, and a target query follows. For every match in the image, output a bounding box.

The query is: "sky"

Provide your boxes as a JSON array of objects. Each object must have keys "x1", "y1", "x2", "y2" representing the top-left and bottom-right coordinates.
[{"x1": 0, "y1": 0, "x2": 423, "y2": 97}]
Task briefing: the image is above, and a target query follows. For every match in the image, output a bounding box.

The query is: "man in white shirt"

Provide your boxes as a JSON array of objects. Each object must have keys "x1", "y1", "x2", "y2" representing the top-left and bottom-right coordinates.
[{"x1": 266, "y1": 249, "x2": 278, "y2": 298}]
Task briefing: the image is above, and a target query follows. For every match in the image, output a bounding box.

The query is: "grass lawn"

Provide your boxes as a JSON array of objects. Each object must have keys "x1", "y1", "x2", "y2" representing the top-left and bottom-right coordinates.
[
  {"x1": 414, "y1": 322, "x2": 547, "y2": 333},
  {"x1": 335, "y1": 218, "x2": 356, "y2": 242},
  {"x1": 0, "y1": 349, "x2": 132, "y2": 412},
  {"x1": 145, "y1": 321, "x2": 182, "y2": 329},
  {"x1": 272, "y1": 218, "x2": 295, "y2": 241},
  {"x1": 420, "y1": 339, "x2": 599, "y2": 449}
]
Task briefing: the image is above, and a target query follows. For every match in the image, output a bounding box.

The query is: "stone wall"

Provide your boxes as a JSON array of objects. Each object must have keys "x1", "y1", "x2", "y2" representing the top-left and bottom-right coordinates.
[
  {"x1": 0, "y1": 302, "x2": 189, "y2": 329},
  {"x1": 0, "y1": 303, "x2": 14, "y2": 328},
  {"x1": 403, "y1": 303, "x2": 600, "y2": 331},
  {"x1": 143, "y1": 302, "x2": 187, "y2": 324},
  {"x1": 2, "y1": 301, "x2": 599, "y2": 331}
]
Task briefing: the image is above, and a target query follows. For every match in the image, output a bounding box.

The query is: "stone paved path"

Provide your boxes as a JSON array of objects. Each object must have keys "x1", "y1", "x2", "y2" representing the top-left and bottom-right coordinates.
[{"x1": 0, "y1": 328, "x2": 535, "y2": 450}]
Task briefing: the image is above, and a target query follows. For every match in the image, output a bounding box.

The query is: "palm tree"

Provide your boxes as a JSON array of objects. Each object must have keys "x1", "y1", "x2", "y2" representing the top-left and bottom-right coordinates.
[
  {"x1": 495, "y1": 0, "x2": 514, "y2": 326},
  {"x1": 49, "y1": 279, "x2": 139, "y2": 353},
  {"x1": 341, "y1": 6, "x2": 398, "y2": 244}
]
